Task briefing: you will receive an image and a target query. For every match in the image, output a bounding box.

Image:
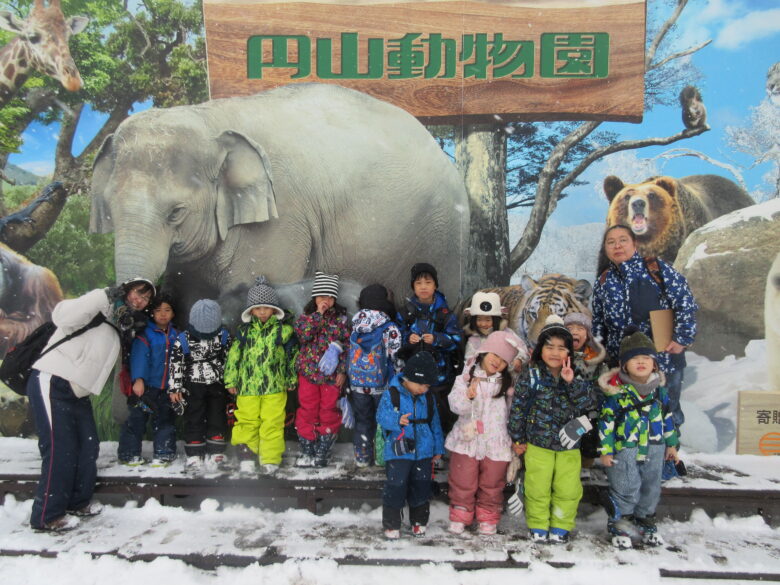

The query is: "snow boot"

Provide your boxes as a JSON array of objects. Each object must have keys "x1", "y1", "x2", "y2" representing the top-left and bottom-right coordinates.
[
  {"x1": 354, "y1": 443, "x2": 371, "y2": 468},
  {"x1": 296, "y1": 436, "x2": 316, "y2": 467},
  {"x1": 634, "y1": 515, "x2": 664, "y2": 546},
  {"x1": 548, "y1": 527, "x2": 569, "y2": 544},
  {"x1": 530, "y1": 529, "x2": 548, "y2": 543},
  {"x1": 314, "y1": 434, "x2": 337, "y2": 467}
]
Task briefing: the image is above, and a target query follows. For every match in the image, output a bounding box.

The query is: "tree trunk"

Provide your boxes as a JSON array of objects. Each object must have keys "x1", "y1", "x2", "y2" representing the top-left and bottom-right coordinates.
[{"x1": 455, "y1": 123, "x2": 510, "y2": 295}]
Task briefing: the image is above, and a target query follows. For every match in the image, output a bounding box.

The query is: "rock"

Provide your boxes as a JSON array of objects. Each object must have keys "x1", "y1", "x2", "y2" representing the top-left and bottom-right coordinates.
[{"x1": 674, "y1": 199, "x2": 780, "y2": 360}]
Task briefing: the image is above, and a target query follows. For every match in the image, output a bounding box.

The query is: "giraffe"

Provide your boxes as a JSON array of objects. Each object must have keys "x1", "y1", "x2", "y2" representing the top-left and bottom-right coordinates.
[{"x1": 0, "y1": 0, "x2": 88, "y2": 109}]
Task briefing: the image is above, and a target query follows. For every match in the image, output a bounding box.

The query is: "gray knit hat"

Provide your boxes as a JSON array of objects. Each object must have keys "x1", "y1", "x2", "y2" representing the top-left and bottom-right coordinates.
[
  {"x1": 241, "y1": 276, "x2": 284, "y2": 322},
  {"x1": 563, "y1": 312, "x2": 592, "y2": 331},
  {"x1": 311, "y1": 271, "x2": 339, "y2": 298},
  {"x1": 189, "y1": 299, "x2": 222, "y2": 335}
]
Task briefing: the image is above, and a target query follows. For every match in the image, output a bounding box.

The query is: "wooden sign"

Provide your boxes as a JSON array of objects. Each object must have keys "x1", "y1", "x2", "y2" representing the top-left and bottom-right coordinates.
[
  {"x1": 203, "y1": 0, "x2": 646, "y2": 123},
  {"x1": 737, "y1": 391, "x2": 780, "y2": 455}
]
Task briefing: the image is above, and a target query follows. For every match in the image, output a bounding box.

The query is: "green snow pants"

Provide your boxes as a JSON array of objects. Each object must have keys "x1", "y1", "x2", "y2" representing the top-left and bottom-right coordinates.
[{"x1": 524, "y1": 443, "x2": 583, "y2": 532}]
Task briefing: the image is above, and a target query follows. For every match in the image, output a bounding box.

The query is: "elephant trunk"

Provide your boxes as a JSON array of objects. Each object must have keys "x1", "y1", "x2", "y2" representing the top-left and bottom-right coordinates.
[{"x1": 113, "y1": 227, "x2": 171, "y2": 286}]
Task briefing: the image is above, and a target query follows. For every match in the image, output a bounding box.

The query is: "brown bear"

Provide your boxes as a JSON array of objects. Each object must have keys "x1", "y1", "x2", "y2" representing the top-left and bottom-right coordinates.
[{"x1": 603, "y1": 174, "x2": 754, "y2": 263}]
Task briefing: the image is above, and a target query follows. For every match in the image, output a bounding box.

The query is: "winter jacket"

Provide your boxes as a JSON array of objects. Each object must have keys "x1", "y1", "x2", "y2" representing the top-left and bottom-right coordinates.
[
  {"x1": 33, "y1": 288, "x2": 121, "y2": 398},
  {"x1": 396, "y1": 291, "x2": 463, "y2": 386},
  {"x1": 507, "y1": 364, "x2": 598, "y2": 451},
  {"x1": 349, "y1": 309, "x2": 402, "y2": 395},
  {"x1": 598, "y1": 368, "x2": 679, "y2": 460},
  {"x1": 130, "y1": 322, "x2": 179, "y2": 391},
  {"x1": 463, "y1": 320, "x2": 529, "y2": 370},
  {"x1": 224, "y1": 315, "x2": 297, "y2": 396},
  {"x1": 169, "y1": 327, "x2": 231, "y2": 391},
  {"x1": 592, "y1": 252, "x2": 698, "y2": 374},
  {"x1": 446, "y1": 365, "x2": 513, "y2": 462},
  {"x1": 376, "y1": 373, "x2": 445, "y2": 462},
  {"x1": 294, "y1": 308, "x2": 351, "y2": 385},
  {"x1": 571, "y1": 337, "x2": 608, "y2": 381}
]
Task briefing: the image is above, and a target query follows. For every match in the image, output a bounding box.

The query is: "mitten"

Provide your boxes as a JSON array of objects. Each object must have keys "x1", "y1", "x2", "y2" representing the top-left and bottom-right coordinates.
[
  {"x1": 558, "y1": 414, "x2": 593, "y2": 449},
  {"x1": 338, "y1": 395, "x2": 354, "y2": 429},
  {"x1": 317, "y1": 341, "x2": 343, "y2": 375},
  {"x1": 507, "y1": 477, "x2": 524, "y2": 516},
  {"x1": 506, "y1": 454, "x2": 522, "y2": 483}
]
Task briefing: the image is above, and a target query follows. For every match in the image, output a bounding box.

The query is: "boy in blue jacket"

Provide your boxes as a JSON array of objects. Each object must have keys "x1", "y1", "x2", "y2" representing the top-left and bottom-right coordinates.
[
  {"x1": 376, "y1": 351, "x2": 444, "y2": 539},
  {"x1": 118, "y1": 293, "x2": 180, "y2": 467}
]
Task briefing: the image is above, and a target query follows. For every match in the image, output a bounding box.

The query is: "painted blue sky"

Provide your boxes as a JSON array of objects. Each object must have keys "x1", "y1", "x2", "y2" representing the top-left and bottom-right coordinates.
[{"x1": 8, "y1": 0, "x2": 780, "y2": 228}]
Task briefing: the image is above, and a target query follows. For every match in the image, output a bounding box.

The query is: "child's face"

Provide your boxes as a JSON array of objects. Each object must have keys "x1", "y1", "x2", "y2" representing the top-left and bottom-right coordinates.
[
  {"x1": 403, "y1": 379, "x2": 430, "y2": 396},
  {"x1": 126, "y1": 285, "x2": 152, "y2": 311},
  {"x1": 413, "y1": 276, "x2": 436, "y2": 304},
  {"x1": 540, "y1": 336, "x2": 569, "y2": 372},
  {"x1": 152, "y1": 302, "x2": 174, "y2": 328},
  {"x1": 624, "y1": 355, "x2": 655, "y2": 382},
  {"x1": 251, "y1": 306, "x2": 274, "y2": 322},
  {"x1": 314, "y1": 295, "x2": 335, "y2": 313},
  {"x1": 566, "y1": 324, "x2": 588, "y2": 351},
  {"x1": 475, "y1": 315, "x2": 493, "y2": 333},
  {"x1": 482, "y1": 352, "x2": 508, "y2": 376}
]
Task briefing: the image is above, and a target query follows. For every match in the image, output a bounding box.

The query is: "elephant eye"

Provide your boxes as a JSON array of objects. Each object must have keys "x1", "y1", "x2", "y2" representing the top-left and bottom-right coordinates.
[{"x1": 167, "y1": 206, "x2": 187, "y2": 225}]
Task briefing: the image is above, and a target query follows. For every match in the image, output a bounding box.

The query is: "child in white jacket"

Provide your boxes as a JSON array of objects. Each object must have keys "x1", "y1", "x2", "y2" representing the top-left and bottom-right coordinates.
[{"x1": 446, "y1": 331, "x2": 520, "y2": 536}]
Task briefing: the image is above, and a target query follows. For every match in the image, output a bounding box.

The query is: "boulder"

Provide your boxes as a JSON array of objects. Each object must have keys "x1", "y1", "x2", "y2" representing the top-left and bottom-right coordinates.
[{"x1": 674, "y1": 199, "x2": 780, "y2": 360}]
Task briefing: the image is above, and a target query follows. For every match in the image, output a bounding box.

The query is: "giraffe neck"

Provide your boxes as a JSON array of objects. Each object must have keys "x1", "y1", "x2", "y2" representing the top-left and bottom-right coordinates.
[{"x1": 0, "y1": 38, "x2": 31, "y2": 109}]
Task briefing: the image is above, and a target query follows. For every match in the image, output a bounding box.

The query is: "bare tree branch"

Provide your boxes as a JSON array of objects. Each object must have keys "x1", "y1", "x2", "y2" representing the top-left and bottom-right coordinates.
[
  {"x1": 651, "y1": 39, "x2": 712, "y2": 71},
  {"x1": 652, "y1": 147, "x2": 747, "y2": 188},
  {"x1": 646, "y1": 0, "x2": 688, "y2": 68}
]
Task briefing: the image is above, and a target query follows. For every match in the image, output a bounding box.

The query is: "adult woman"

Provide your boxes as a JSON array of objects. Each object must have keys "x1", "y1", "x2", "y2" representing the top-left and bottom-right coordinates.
[
  {"x1": 27, "y1": 278, "x2": 155, "y2": 531},
  {"x1": 592, "y1": 225, "x2": 697, "y2": 429}
]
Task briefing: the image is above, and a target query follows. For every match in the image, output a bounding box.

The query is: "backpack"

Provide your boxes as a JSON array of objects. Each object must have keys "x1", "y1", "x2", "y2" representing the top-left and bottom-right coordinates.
[
  {"x1": 0, "y1": 312, "x2": 109, "y2": 396},
  {"x1": 348, "y1": 322, "x2": 392, "y2": 388}
]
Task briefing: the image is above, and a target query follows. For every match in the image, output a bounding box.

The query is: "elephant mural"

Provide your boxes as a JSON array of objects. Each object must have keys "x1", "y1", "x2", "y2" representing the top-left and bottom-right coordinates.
[{"x1": 90, "y1": 83, "x2": 469, "y2": 321}]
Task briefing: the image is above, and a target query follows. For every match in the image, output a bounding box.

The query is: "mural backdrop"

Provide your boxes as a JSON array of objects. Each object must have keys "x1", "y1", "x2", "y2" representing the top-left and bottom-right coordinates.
[{"x1": 0, "y1": 0, "x2": 778, "y2": 454}]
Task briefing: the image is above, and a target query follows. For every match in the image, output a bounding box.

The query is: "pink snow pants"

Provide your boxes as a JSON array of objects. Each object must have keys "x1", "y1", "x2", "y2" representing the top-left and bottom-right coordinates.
[
  {"x1": 295, "y1": 375, "x2": 342, "y2": 441},
  {"x1": 447, "y1": 451, "x2": 509, "y2": 525}
]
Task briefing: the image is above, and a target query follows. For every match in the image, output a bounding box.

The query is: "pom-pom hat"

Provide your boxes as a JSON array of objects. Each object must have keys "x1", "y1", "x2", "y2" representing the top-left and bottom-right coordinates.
[
  {"x1": 241, "y1": 276, "x2": 284, "y2": 322},
  {"x1": 619, "y1": 326, "x2": 657, "y2": 363}
]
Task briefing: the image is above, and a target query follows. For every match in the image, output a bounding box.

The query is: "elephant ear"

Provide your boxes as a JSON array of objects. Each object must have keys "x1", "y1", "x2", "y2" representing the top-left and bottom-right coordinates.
[
  {"x1": 215, "y1": 130, "x2": 278, "y2": 240},
  {"x1": 90, "y1": 134, "x2": 115, "y2": 234}
]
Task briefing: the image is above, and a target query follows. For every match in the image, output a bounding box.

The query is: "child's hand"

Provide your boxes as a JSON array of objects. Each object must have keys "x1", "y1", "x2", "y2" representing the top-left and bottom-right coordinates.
[
  {"x1": 600, "y1": 454, "x2": 614, "y2": 467},
  {"x1": 132, "y1": 379, "x2": 145, "y2": 397},
  {"x1": 432, "y1": 454, "x2": 442, "y2": 462},
  {"x1": 227, "y1": 387, "x2": 237, "y2": 395},
  {"x1": 512, "y1": 442, "x2": 527, "y2": 456},
  {"x1": 561, "y1": 357, "x2": 574, "y2": 383},
  {"x1": 169, "y1": 392, "x2": 182, "y2": 403},
  {"x1": 335, "y1": 373, "x2": 347, "y2": 388},
  {"x1": 316, "y1": 299, "x2": 331, "y2": 314},
  {"x1": 399, "y1": 412, "x2": 412, "y2": 426},
  {"x1": 512, "y1": 359, "x2": 523, "y2": 373},
  {"x1": 421, "y1": 333, "x2": 434, "y2": 345},
  {"x1": 467, "y1": 379, "x2": 478, "y2": 400},
  {"x1": 409, "y1": 333, "x2": 421, "y2": 345},
  {"x1": 665, "y1": 445, "x2": 678, "y2": 461}
]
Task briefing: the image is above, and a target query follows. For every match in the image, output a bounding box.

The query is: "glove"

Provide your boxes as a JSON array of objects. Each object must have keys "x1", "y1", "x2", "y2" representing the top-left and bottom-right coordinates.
[
  {"x1": 558, "y1": 415, "x2": 593, "y2": 449},
  {"x1": 226, "y1": 400, "x2": 237, "y2": 427},
  {"x1": 171, "y1": 396, "x2": 186, "y2": 417},
  {"x1": 506, "y1": 454, "x2": 522, "y2": 483},
  {"x1": 317, "y1": 341, "x2": 343, "y2": 376},
  {"x1": 506, "y1": 477, "x2": 524, "y2": 516},
  {"x1": 338, "y1": 396, "x2": 354, "y2": 429}
]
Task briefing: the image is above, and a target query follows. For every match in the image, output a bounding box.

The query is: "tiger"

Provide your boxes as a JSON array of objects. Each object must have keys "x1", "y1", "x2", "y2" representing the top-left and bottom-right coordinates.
[{"x1": 459, "y1": 273, "x2": 593, "y2": 348}]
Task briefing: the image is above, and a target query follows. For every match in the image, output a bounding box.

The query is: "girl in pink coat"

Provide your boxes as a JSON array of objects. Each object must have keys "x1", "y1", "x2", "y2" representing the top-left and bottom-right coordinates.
[{"x1": 446, "y1": 330, "x2": 520, "y2": 536}]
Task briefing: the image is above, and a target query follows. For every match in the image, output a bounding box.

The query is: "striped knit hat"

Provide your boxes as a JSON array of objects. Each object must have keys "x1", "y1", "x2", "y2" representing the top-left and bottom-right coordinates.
[
  {"x1": 241, "y1": 276, "x2": 284, "y2": 322},
  {"x1": 311, "y1": 271, "x2": 339, "y2": 298}
]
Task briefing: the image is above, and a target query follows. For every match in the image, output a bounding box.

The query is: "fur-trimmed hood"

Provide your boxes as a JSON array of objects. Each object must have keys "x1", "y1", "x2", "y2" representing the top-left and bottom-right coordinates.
[
  {"x1": 463, "y1": 317, "x2": 510, "y2": 338},
  {"x1": 598, "y1": 367, "x2": 666, "y2": 396},
  {"x1": 578, "y1": 336, "x2": 607, "y2": 366}
]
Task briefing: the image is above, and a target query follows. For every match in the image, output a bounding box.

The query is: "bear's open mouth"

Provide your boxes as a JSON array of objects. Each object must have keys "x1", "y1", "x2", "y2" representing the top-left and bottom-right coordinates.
[{"x1": 631, "y1": 213, "x2": 648, "y2": 234}]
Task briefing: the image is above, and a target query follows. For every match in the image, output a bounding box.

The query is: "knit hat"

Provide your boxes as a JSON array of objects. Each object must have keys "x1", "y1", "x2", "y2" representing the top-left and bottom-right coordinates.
[
  {"x1": 311, "y1": 271, "x2": 340, "y2": 298},
  {"x1": 563, "y1": 311, "x2": 592, "y2": 331},
  {"x1": 531, "y1": 314, "x2": 574, "y2": 364},
  {"x1": 464, "y1": 291, "x2": 505, "y2": 317},
  {"x1": 241, "y1": 276, "x2": 284, "y2": 322},
  {"x1": 410, "y1": 262, "x2": 438, "y2": 288},
  {"x1": 619, "y1": 326, "x2": 657, "y2": 363},
  {"x1": 358, "y1": 284, "x2": 396, "y2": 318},
  {"x1": 403, "y1": 351, "x2": 438, "y2": 386},
  {"x1": 476, "y1": 330, "x2": 520, "y2": 365},
  {"x1": 121, "y1": 276, "x2": 156, "y2": 299},
  {"x1": 189, "y1": 299, "x2": 222, "y2": 335}
]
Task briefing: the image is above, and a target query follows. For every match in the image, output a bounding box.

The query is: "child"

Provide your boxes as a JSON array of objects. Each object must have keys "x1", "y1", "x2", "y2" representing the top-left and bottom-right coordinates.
[
  {"x1": 598, "y1": 327, "x2": 679, "y2": 549},
  {"x1": 376, "y1": 351, "x2": 445, "y2": 539},
  {"x1": 169, "y1": 299, "x2": 231, "y2": 472},
  {"x1": 348, "y1": 284, "x2": 402, "y2": 467},
  {"x1": 294, "y1": 271, "x2": 351, "y2": 467},
  {"x1": 397, "y1": 262, "x2": 463, "y2": 434},
  {"x1": 463, "y1": 291, "x2": 528, "y2": 372},
  {"x1": 446, "y1": 331, "x2": 519, "y2": 536},
  {"x1": 507, "y1": 315, "x2": 598, "y2": 544},
  {"x1": 118, "y1": 292, "x2": 180, "y2": 467},
  {"x1": 224, "y1": 277, "x2": 297, "y2": 475}
]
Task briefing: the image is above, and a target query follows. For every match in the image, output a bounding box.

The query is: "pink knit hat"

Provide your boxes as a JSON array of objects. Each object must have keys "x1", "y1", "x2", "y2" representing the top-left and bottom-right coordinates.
[{"x1": 476, "y1": 330, "x2": 520, "y2": 365}]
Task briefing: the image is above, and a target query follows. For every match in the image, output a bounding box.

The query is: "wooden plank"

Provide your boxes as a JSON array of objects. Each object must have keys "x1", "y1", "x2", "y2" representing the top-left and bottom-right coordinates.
[{"x1": 203, "y1": 0, "x2": 646, "y2": 122}]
